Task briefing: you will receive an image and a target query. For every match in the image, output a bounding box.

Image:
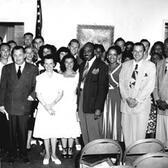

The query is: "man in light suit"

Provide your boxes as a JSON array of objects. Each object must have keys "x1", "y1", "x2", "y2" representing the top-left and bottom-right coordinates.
[
  {"x1": 119, "y1": 42, "x2": 156, "y2": 147},
  {"x1": 154, "y1": 38, "x2": 168, "y2": 149},
  {"x1": 0, "y1": 46, "x2": 38, "y2": 163},
  {"x1": 77, "y1": 42, "x2": 109, "y2": 145}
]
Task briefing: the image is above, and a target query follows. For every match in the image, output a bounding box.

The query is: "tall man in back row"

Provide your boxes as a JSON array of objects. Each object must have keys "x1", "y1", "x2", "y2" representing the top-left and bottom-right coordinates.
[
  {"x1": 119, "y1": 42, "x2": 156, "y2": 147},
  {"x1": 0, "y1": 46, "x2": 39, "y2": 163},
  {"x1": 77, "y1": 42, "x2": 109, "y2": 145}
]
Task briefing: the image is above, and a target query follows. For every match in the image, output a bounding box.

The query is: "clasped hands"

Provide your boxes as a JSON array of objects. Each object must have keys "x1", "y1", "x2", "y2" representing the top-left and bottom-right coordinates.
[
  {"x1": 156, "y1": 99, "x2": 168, "y2": 111},
  {"x1": 44, "y1": 104, "x2": 56, "y2": 116},
  {"x1": 94, "y1": 109, "x2": 101, "y2": 120},
  {"x1": 126, "y1": 97, "x2": 138, "y2": 108}
]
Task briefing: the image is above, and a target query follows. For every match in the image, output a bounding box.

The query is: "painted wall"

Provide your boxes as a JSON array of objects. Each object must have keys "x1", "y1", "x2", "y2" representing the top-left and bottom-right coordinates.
[{"x1": 0, "y1": 0, "x2": 168, "y2": 48}]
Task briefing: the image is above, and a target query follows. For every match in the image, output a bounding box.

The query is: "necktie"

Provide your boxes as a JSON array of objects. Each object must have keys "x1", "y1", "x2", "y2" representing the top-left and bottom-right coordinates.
[
  {"x1": 130, "y1": 64, "x2": 138, "y2": 88},
  {"x1": 82, "y1": 61, "x2": 89, "y2": 81},
  {"x1": 165, "y1": 64, "x2": 168, "y2": 74},
  {"x1": 17, "y1": 66, "x2": 22, "y2": 79}
]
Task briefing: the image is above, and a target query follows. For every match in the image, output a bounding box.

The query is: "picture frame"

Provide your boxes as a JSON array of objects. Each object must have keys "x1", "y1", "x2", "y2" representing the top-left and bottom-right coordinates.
[{"x1": 77, "y1": 24, "x2": 114, "y2": 50}]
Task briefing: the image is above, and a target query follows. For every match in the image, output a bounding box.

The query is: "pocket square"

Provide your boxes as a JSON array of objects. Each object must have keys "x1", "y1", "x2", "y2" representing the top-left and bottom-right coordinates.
[{"x1": 92, "y1": 68, "x2": 99, "y2": 75}]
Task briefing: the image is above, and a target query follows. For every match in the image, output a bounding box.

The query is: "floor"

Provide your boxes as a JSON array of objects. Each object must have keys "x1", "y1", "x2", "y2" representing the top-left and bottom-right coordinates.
[
  {"x1": 1, "y1": 140, "x2": 167, "y2": 168},
  {"x1": 1, "y1": 144, "x2": 80, "y2": 168}
]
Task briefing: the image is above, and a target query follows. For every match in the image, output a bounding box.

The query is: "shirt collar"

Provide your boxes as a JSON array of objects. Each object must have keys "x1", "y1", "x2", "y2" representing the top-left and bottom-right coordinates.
[
  {"x1": 133, "y1": 59, "x2": 143, "y2": 69},
  {"x1": 88, "y1": 56, "x2": 96, "y2": 68},
  {"x1": 15, "y1": 61, "x2": 26, "y2": 72}
]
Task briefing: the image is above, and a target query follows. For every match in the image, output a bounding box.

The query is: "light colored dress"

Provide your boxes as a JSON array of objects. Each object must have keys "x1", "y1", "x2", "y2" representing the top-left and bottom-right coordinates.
[
  {"x1": 58, "y1": 72, "x2": 81, "y2": 138},
  {"x1": 33, "y1": 72, "x2": 63, "y2": 139}
]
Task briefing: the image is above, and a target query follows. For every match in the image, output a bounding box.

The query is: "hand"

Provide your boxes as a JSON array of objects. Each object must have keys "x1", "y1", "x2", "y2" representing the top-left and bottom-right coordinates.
[
  {"x1": 157, "y1": 100, "x2": 168, "y2": 110},
  {"x1": 27, "y1": 95, "x2": 34, "y2": 101},
  {"x1": 126, "y1": 97, "x2": 138, "y2": 108},
  {"x1": 0, "y1": 106, "x2": 7, "y2": 114},
  {"x1": 94, "y1": 109, "x2": 101, "y2": 120},
  {"x1": 0, "y1": 106, "x2": 9, "y2": 120}
]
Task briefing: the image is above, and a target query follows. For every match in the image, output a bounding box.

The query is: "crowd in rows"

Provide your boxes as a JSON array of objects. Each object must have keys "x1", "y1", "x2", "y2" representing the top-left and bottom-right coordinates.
[{"x1": 0, "y1": 33, "x2": 167, "y2": 165}]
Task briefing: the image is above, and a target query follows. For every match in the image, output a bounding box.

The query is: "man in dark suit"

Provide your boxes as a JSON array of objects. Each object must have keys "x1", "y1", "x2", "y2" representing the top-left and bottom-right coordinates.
[
  {"x1": 0, "y1": 46, "x2": 39, "y2": 163},
  {"x1": 77, "y1": 42, "x2": 109, "y2": 145}
]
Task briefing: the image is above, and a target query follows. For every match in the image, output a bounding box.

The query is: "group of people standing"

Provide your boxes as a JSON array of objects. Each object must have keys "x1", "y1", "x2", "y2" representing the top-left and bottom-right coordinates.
[{"x1": 0, "y1": 33, "x2": 168, "y2": 165}]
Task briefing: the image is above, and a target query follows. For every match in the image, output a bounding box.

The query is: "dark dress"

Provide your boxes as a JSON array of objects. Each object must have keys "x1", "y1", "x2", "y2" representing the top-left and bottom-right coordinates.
[{"x1": 103, "y1": 64, "x2": 122, "y2": 140}]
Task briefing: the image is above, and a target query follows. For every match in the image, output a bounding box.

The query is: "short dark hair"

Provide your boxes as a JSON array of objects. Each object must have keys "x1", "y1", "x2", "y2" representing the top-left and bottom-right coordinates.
[
  {"x1": 68, "y1": 39, "x2": 80, "y2": 48},
  {"x1": 79, "y1": 42, "x2": 94, "y2": 61},
  {"x1": 150, "y1": 41, "x2": 164, "y2": 56},
  {"x1": 0, "y1": 43, "x2": 10, "y2": 50},
  {"x1": 114, "y1": 37, "x2": 125, "y2": 45},
  {"x1": 125, "y1": 41, "x2": 134, "y2": 52},
  {"x1": 140, "y1": 39, "x2": 150, "y2": 47},
  {"x1": 11, "y1": 46, "x2": 25, "y2": 56},
  {"x1": 60, "y1": 53, "x2": 78, "y2": 72},
  {"x1": 8, "y1": 40, "x2": 17, "y2": 45},
  {"x1": 94, "y1": 44, "x2": 105, "y2": 53},
  {"x1": 56, "y1": 47, "x2": 70, "y2": 63},
  {"x1": 32, "y1": 36, "x2": 44, "y2": 44},
  {"x1": 38, "y1": 44, "x2": 57, "y2": 59},
  {"x1": 133, "y1": 42, "x2": 145, "y2": 51},
  {"x1": 24, "y1": 32, "x2": 33, "y2": 38},
  {"x1": 41, "y1": 54, "x2": 57, "y2": 66}
]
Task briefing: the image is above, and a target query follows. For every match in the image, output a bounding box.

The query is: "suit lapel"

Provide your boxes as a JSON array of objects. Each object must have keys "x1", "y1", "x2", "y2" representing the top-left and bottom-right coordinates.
[
  {"x1": 11, "y1": 63, "x2": 18, "y2": 81},
  {"x1": 85, "y1": 58, "x2": 99, "y2": 81},
  {"x1": 17, "y1": 63, "x2": 30, "y2": 83}
]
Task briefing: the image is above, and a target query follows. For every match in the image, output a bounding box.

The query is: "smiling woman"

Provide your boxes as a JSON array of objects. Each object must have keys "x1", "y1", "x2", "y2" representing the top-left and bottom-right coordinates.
[{"x1": 33, "y1": 54, "x2": 63, "y2": 165}]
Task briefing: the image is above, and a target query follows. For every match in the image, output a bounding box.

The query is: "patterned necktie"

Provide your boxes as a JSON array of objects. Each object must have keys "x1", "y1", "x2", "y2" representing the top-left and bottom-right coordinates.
[
  {"x1": 130, "y1": 64, "x2": 138, "y2": 88},
  {"x1": 82, "y1": 61, "x2": 89, "y2": 81},
  {"x1": 17, "y1": 66, "x2": 22, "y2": 79},
  {"x1": 165, "y1": 64, "x2": 168, "y2": 74}
]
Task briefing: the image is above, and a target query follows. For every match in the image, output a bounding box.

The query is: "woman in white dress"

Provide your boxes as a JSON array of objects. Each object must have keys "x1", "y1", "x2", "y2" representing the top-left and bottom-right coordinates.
[
  {"x1": 33, "y1": 54, "x2": 63, "y2": 165},
  {"x1": 59, "y1": 53, "x2": 81, "y2": 158}
]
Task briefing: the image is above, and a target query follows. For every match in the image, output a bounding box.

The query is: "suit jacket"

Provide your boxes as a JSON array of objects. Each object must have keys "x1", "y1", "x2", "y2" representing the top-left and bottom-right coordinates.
[
  {"x1": 77, "y1": 58, "x2": 109, "y2": 114},
  {"x1": 153, "y1": 59, "x2": 168, "y2": 115},
  {"x1": 119, "y1": 59, "x2": 156, "y2": 115},
  {"x1": 0, "y1": 62, "x2": 39, "y2": 115}
]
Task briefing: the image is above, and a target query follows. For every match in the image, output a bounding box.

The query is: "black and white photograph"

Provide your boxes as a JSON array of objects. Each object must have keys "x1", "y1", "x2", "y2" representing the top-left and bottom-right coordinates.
[{"x1": 0, "y1": 0, "x2": 168, "y2": 168}]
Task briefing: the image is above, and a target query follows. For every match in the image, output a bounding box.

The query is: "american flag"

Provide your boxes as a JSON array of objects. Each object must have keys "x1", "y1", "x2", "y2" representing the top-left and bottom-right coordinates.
[{"x1": 35, "y1": 0, "x2": 42, "y2": 36}]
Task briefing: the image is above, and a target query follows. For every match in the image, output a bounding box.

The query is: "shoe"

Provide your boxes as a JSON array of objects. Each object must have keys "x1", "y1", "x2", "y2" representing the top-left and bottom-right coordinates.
[
  {"x1": 58, "y1": 144, "x2": 63, "y2": 151},
  {"x1": 76, "y1": 144, "x2": 81, "y2": 151},
  {"x1": 62, "y1": 148, "x2": 67, "y2": 158},
  {"x1": 27, "y1": 148, "x2": 31, "y2": 152},
  {"x1": 30, "y1": 139, "x2": 37, "y2": 145},
  {"x1": 68, "y1": 148, "x2": 73, "y2": 158},
  {"x1": 165, "y1": 146, "x2": 168, "y2": 151},
  {"x1": 43, "y1": 157, "x2": 49, "y2": 165},
  {"x1": 51, "y1": 155, "x2": 61, "y2": 165}
]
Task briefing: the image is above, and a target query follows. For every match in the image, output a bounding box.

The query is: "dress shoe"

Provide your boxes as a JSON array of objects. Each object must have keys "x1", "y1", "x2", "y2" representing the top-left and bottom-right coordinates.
[
  {"x1": 68, "y1": 147, "x2": 73, "y2": 158},
  {"x1": 62, "y1": 148, "x2": 67, "y2": 158},
  {"x1": 76, "y1": 144, "x2": 81, "y2": 151},
  {"x1": 43, "y1": 157, "x2": 49, "y2": 165},
  {"x1": 51, "y1": 155, "x2": 61, "y2": 165}
]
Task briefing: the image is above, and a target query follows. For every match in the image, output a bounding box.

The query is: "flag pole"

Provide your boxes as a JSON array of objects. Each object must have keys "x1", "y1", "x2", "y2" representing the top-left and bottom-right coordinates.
[{"x1": 35, "y1": 0, "x2": 42, "y2": 37}]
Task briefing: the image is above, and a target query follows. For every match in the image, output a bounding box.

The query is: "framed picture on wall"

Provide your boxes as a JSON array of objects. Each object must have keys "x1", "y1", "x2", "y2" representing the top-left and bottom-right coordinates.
[{"x1": 77, "y1": 24, "x2": 114, "y2": 50}]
